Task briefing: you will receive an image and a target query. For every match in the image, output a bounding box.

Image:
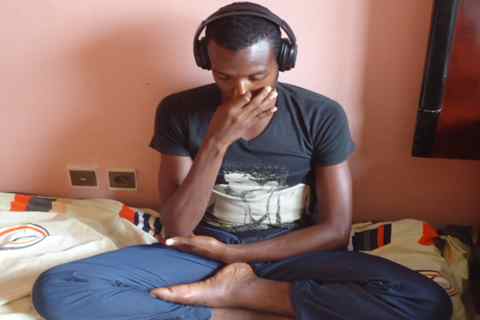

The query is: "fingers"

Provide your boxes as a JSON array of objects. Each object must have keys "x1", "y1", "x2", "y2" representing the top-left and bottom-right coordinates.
[
  {"x1": 242, "y1": 86, "x2": 273, "y2": 111},
  {"x1": 224, "y1": 87, "x2": 275, "y2": 117},
  {"x1": 229, "y1": 91, "x2": 252, "y2": 110},
  {"x1": 256, "y1": 105, "x2": 278, "y2": 119},
  {"x1": 242, "y1": 87, "x2": 278, "y2": 119},
  {"x1": 255, "y1": 90, "x2": 278, "y2": 117},
  {"x1": 213, "y1": 86, "x2": 277, "y2": 142},
  {"x1": 250, "y1": 86, "x2": 273, "y2": 107}
]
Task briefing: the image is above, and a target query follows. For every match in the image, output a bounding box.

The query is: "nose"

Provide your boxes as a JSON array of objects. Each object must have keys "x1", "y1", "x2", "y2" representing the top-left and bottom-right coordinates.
[{"x1": 232, "y1": 79, "x2": 251, "y2": 98}]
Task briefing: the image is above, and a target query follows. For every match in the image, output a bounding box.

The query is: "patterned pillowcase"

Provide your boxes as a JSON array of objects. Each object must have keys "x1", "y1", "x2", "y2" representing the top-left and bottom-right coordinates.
[
  {"x1": 350, "y1": 219, "x2": 470, "y2": 320},
  {"x1": 1, "y1": 193, "x2": 163, "y2": 238},
  {"x1": 118, "y1": 204, "x2": 163, "y2": 238}
]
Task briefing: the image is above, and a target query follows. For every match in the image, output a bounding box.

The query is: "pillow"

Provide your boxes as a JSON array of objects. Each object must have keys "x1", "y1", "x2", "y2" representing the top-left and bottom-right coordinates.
[
  {"x1": 350, "y1": 219, "x2": 470, "y2": 320},
  {"x1": 0, "y1": 192, "x2": 167, "y2": 306},
  {"x1": 0, "y1": 192, "x2": 162, "y2": 246},
  {"x1": 0, "y1": 211, "x2": 117, "y2": 305}
]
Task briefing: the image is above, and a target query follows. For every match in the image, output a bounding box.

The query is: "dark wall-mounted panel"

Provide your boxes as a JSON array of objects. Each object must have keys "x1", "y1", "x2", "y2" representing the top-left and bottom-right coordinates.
[{"x1": 413, "y1": 0, "x2": 480, "y2": 160}]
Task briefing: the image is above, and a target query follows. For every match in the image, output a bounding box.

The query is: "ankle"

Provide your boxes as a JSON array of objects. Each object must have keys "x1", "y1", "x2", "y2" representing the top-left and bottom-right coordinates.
[
  {"x1": 236, "y1": 278, "x2": 295, "y2": 316},
  {"x1": 212, "y1": 308, "x2": 294, "y2": 320}
]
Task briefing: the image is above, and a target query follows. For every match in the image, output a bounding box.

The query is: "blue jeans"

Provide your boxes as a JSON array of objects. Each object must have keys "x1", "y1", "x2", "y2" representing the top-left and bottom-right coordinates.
[{"x1": 32, "y1": 224, "x2": 452, "y2": 320}]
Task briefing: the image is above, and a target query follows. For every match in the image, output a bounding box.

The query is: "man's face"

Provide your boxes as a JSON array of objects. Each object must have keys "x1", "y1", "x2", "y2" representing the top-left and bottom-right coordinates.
[{"x1": 207, "y1": 39, "x2": 279, "y2": 102}]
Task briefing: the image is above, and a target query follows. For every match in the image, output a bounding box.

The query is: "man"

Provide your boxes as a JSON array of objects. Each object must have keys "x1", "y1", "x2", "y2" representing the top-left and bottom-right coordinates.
[{"x1": 33, "y1": 2, "x2": 452, "y2": 320}]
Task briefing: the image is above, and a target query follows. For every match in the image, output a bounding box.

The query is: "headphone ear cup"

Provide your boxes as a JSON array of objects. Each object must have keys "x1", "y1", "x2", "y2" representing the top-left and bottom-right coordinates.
[
  {"x1": 195, "y1": 37, "x2": 211, "y2": 70},
  {"x1": 277, "y1": 38, "x2": 297, "y2": 71}
]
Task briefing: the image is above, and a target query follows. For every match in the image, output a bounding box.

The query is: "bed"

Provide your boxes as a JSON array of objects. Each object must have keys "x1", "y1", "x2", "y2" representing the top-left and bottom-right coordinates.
[{"x1": 0, "y1": 192, "x2": 477, "y2": 320}]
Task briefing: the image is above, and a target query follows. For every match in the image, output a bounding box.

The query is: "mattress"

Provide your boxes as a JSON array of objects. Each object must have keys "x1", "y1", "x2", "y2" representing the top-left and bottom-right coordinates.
[{"x1": 0, "y1": 192, "x2": 473, "y2": 320}]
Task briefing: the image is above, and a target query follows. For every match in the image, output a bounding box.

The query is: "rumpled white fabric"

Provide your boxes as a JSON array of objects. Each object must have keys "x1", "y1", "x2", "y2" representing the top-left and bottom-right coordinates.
[
  {"x1": 0, "y1": 212, "x2": 117, "y2": 306},
  {"x1": 350, "y1": 219, "x2": 470, "y2": 320},
  {"x1": 0, "y1": 194, "x2": 158, "y2": 320}
]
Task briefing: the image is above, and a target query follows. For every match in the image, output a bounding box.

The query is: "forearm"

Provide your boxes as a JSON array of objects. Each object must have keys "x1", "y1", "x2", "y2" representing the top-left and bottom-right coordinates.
[
  {"x1": 161, "y1": 138, "x2": 226, "y2": 237},
  {"x1": 226, "y1": 221, "x2": 350, "y2": 263}
]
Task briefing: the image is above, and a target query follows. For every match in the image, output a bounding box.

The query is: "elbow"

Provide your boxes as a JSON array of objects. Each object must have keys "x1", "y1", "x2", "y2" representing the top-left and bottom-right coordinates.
[
  {"x1": 332, "y1": 221, "x2": 351, "y2": 249},
  {"x1": 162, "y1": 217, "x2": 194, "y2": 238},
  {"x1": 160, "y1": 212, "x2": 191, "y2": 238},
  {"x1": 163, "y1": 225, "x2": 193, "y2": 238}
]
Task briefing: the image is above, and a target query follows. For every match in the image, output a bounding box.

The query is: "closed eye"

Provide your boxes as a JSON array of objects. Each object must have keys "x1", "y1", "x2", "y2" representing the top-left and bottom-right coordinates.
[
  {"x1": 250, "y1": 73, "x2": 268, "y2": 81},
  {"x1": 213, "y1": 71, "x2": 268, "y2": 82}
]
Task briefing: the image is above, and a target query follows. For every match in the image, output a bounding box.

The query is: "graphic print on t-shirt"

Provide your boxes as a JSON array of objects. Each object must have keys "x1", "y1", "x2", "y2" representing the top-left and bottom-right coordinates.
[{"x1": 205, "y1": 162, "x2": 310, "y2": 231}]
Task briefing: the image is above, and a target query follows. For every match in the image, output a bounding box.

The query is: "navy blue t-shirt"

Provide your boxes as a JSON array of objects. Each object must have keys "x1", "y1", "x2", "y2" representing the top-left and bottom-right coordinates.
[{"x1": 150, "y1": 82, "x2": 355, "y2": 231}]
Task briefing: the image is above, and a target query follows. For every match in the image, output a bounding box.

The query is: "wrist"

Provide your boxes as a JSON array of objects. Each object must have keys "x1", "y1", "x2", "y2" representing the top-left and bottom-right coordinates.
[
  {"x1": 223, "y1": 244, "x2": 247, "y2": 263},
  {"x1": 204, "y1": 136, "x2": 229, "y2": 155}
]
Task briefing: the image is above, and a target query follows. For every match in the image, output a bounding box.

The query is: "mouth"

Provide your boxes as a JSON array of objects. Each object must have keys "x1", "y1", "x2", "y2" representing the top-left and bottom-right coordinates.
[
  {"x1": 224, "y1": 86, "x2": 275, "y2": 102},
  {"x1": 250, "y1": 88, "x2": 264, "y2": 98}
]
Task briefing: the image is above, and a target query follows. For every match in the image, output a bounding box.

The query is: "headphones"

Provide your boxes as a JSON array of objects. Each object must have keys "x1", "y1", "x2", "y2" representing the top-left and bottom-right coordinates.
[{"x1": 193, "y1": 2, "x2": 297, "y2": 72}]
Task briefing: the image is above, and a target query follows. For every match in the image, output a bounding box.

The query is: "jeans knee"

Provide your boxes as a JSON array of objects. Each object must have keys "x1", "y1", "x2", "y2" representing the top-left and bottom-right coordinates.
[
  {"x1": 421, "y1": 279, "x2": 453, "y2": 320},
  {"x1": 32, "y1": 267, "x2": 78, "y2": 319},
  {"x1": 32, "y1": 269, "x2": 55, "y2": 317}
]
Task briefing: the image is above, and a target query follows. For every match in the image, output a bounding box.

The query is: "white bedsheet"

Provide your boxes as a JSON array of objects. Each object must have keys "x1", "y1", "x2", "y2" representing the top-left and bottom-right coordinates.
[{"x1": 0, "y1": 195, "x2": 158, "y2": 320}]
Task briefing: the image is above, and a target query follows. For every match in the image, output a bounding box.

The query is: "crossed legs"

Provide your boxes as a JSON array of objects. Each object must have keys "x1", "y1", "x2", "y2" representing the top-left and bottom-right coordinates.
[
  {"x1": 33, "y1": 244, "x2": 452, "y2": 320},
  {"x1": 151, "y1": 262, "x2": 295, "y2": 319},
  {"x1": 33, "y1": 245, "x2": 292, "y2": 320}
]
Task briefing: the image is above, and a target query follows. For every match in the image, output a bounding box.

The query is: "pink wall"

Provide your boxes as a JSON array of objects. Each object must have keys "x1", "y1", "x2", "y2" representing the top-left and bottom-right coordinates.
[{"x1": 1, "y1": 0, "x2": 479, "y2": 224}]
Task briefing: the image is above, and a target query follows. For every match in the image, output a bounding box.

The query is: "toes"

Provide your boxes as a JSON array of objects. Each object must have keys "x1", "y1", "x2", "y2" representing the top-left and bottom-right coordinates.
[
  {"x1": 150, "y1": 287, "x2": 171, "y2": 300},
  {"x1": 151, "y1": 287, "x2": 183, "y2": 302},
  {"x1": 151, "y1": 284, "x2": 200, "y2": 305}
]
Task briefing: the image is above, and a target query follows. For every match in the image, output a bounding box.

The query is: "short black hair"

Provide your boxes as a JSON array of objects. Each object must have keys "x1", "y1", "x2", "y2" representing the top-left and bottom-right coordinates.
[{"x1": 205, "y1": 14, "x2": 281, "y2": 54}]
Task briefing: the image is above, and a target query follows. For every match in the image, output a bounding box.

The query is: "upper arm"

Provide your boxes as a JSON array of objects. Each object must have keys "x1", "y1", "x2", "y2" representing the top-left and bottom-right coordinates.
[
  {"x1": 312, "y1": 101, "x2": 355, "y2": 166},
  {"x1": 157, "y1": 153, "x2": 193, "y2": 205},
  {"x1": 150, "y1": 96, "x2": 193, "y2": 204},
  {"x1": 313, "y1": 161, "x2": 352, "y2": 232},
  {"x1": 311, "y1": 99, "x2": 354, "y2": 232}
]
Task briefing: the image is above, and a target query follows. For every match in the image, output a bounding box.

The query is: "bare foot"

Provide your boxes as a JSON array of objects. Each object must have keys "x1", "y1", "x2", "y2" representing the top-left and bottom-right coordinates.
[
  {"x1": 150, "y1": 262, "x2": 256, "y2": 308},
  {"x1": 212, "y1": 308, "x2": 294, "y2": 320}
]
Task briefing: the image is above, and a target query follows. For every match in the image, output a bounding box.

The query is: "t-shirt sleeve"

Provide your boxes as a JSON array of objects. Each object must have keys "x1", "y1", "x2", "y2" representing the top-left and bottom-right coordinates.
[
  {"x1": 313, "y1": 101, "x2": 355, "y2": 166},
  {"x1": 149, "y1": 97, "x2": 191, "y2": 157}
]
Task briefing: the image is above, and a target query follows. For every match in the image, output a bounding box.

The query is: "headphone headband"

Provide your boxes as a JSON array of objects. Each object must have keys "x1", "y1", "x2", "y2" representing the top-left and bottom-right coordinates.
[
  {"x1": 193, "y1": 4, "x2": 297, "y2": 71},
  {"x1": 194, "y1": 10, "x2": 297, "y2": 48}
]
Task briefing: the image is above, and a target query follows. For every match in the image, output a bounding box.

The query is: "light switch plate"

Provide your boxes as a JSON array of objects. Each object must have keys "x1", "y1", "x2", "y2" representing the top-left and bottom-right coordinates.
[{"x1": 108, "y1": 169, "x2": 137, "y2": 191}]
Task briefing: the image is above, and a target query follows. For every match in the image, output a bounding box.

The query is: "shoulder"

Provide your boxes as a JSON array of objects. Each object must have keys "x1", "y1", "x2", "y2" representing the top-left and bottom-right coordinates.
[{"x1": 277, "y1": 82, "x2": 346, "y2": 120}]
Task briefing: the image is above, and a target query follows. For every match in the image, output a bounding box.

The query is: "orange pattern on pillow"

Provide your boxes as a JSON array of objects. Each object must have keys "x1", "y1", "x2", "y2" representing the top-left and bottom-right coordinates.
[
  {"x1": 10, "y1": 194, "x2": 32, "y2": 211},
  {"x1": 418, "y1": 223, "x2": 440, "y2": 246}
]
